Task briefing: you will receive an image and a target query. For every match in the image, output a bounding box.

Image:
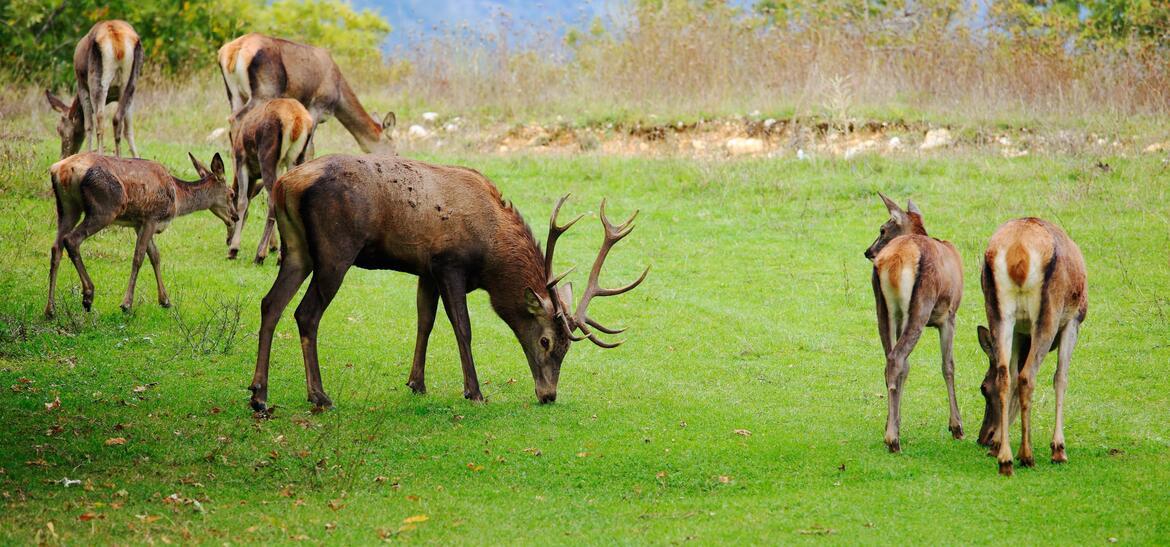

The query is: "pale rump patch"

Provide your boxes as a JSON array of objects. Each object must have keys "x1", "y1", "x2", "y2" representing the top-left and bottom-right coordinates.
[{"x1": 875, "y1": 239, "x2": 920, "y2": 319}]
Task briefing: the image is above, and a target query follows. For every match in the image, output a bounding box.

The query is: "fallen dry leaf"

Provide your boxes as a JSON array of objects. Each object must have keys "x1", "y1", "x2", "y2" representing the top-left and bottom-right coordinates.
[
  {"x1": 26, "y1": 459, "x2": 48, "y2": 467},
  {"x1": 78, "y1": 512, "x2": 102, "y2": 521},
  {"x1": 734, "y1": 429, "x2": 752, "y2": 437},
  {"x1": 104, "y1": 437, "x2": 127, "y2": 446},
  {"x1": 403, "y1": 514, "x2": 429, "y2": 524},
  {"x1": 466, "y1": 462, "x2": 484, "y2": 471},
  {"x1": 718, "y1": 475, "x2": 732, "y2": 484},
  {"x1": 327, "y1": 499, "x2": 345, "y2": 511},
  {"x1": 45, "y1": 396, "x2": 61, "y2": 412}
]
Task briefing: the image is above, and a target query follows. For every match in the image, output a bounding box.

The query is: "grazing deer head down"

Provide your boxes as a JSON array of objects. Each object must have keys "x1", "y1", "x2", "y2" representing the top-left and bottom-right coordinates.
[
  {"x1": 975, "y1": 217, "x2": 1086, "y2": 476},
  {"x1": 45, "y1": 153, "x2": 236, "y2": 317},
  {"x1": 867, "y1": 193, "x2": 964, "y2": 452},
  {"x1": 247, "y1": 154, "x2": 648, "y2": 411},
  {"x1": 44, "y1": 91, "x2": 85, "y2": 159},
  {"x1": 217, "y1": 33, "x2": 396, "y2": 154}
]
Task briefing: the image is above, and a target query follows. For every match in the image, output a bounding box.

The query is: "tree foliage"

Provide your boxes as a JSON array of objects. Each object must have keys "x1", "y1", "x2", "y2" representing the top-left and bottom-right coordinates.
[{"x1": 0, "y1": 0, "x2": 391, "y2": 87}]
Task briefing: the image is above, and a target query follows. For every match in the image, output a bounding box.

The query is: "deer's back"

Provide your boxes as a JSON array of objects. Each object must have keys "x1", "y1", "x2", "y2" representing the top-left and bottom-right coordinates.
[
  {"x1": 274, "y1": 154, "x2": 506, "y2": 274},
  {"x1": 219, "y1": 33, "x2": 340, "y2": 109},
  {"x1": 51, "y1": 153, "x2": 176, "y2": 223}
]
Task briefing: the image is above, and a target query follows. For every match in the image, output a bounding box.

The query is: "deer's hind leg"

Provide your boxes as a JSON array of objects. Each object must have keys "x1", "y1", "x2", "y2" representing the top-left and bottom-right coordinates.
[
  {"x1": 884, "y1": 296, "x2": 933, "y2": 453},
  {"x1": 293, "y1": 259, "x2": 354, "y2": 409},
  {"x1": 254, "y1": 142, "x2": 282, "y2": 265},
  {"x1": 145, "y1": 238, "x2": 169, "y2": 307},
  {"x1": 939, "y1": 313, "x2": 964, "y2": 439},
  {"x1": 63, "y1": 168, "x2": 122, "y2": 311},
  {"x1": 1051, "y1": 318, "x2": 1080, "y2": 463},
  {"x1": 250, "y1": 242, "x2": 311, "y2": 411},
  {"x1": 1018, "y1": 311, "x2": 1061, "y2": 469},
  {"x1": 46, "y1": 187, "x2": 82, "y2": 318}
]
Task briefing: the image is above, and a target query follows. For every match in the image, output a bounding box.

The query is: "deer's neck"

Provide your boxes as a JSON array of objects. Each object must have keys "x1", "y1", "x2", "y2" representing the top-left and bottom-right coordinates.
[
  {"x1": 332, "y1": 78, "x2": 384, "y2": 153},
  {"x1": 173, "y1": 177, "x2": 218, "y2": 216},
  {"x1": 483, "y1": 218, "x2": 549, "y2": 329}
]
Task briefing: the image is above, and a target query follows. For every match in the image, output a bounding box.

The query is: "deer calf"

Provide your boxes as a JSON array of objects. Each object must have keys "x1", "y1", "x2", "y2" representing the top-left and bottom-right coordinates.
[
  {"x1": 45, "y1": 153, "x2": 237, "y2": 317},
  {"x1": 976, "y1": 218, "x2": 1087, "y2": 476},
  {"x1": 45, "y1": 20, "x2": 143, "y2": 159},
  {"x1": 226, "y1": 98, "x2": 321, "y2": 263},
  {"x1": 865, "y1": 193, "x2": 964, "y2": 452}
]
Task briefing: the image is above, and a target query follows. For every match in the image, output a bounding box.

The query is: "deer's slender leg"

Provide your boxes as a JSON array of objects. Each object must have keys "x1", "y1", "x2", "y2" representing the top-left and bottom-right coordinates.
[
  {"x1": 254, "y1": 151, "x2": 280, "y2": 264},
  {"x1": 1052, "y1": 319, "x2": 1079, "y2": 463},
  {"x1": 90, "y1": 80, "x2": 108, "y2": 155},
  {"x1": 78, "y1": 87, "x2": 94, "y2": 153},
  {"x1": 228, "y1": 164, "x2": 250, "y2": 259},
  {"x1": 992, "y1": 316, "x2": 1018, "y2": 476},
  {"x1": 146, "y1": 237, "x2": 169, "y2": 307},
  {"x1": 884, "y1": 298, "x2": 932, "y2": 453},
  {"x1": 46, "y1": 194, "x2": 81, "y2": 319},
  {"x1": 63, "y1": 168, "x2": 122, "y2": 312},
  {"x1": 407, "y1": 276, "x2": 438, "y2": 394},
  {"x1": 120, "y1": 222, "x2": 154, "y2": 312},
  {"x1": 939, "y1": 315, "x2": 964, "y2": 439},
  {"x1": 872, "y1": 269, "x2": 892, "y2": 358},
  {"x1": 250, "y1": 251, "x2": 311, "y2": 411},
  {"x1": 437, "y1": 272, "x2": 482, "y2": 402},
  {"x1": 121, "y1": 44, "x2": 143, "y2": 158},
  {"x1": 293, "y1": 262, "x2": 351, "y2": 409},
  {"x1": 1018, "y1": 311, "x2": 1061, "y2": 468}
]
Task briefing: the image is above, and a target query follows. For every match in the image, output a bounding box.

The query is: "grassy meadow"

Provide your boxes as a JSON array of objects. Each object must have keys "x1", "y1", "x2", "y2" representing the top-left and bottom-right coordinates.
[{"x1": 1, "y1": 115, "x2": 1170, "y2": 544}]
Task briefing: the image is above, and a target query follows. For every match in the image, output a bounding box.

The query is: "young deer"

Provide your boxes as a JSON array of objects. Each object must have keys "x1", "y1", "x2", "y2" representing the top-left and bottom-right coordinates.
[
  {"x1": 226, "y1": 98, "x2": 331, "y2": 264},
  {"x1": 217, "y1": 33, "x2": 396, "y2": 155},
  {"x1": 45, "y1": 20, "x2": 144, "y2": 159},
  {"x1": 864, "y1": 193, "x2": 964, "y2": 452},
  {"x1": 45, "y1": 153, "x2": 237, "y2": 317},
  {"x1": 248, "y1": 154, "x2": 647, "y2": 411},
  {"x1": 976, "y1": 218, "x2": 1087, "y2": 476}
]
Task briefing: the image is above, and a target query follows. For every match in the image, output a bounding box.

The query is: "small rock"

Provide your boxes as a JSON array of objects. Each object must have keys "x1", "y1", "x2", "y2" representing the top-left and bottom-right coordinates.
[
  {"x1": 691, "y1": 139, "x2": 707, "y2": 151},
  {"x1": 206, "y1": 127, "x2": 227, "y2": 143},
  {"x1": 796, "y1": 148, "x2": 807, "y2": 160},
  {"x1": 726, "y1": 137, "x2": 765, "y2": 156},
  {"x1": 443, "y1": 123, "x2": 458, "y2": 133},
  {"x1": 421, "y1": 112, "x2": 439, "y2": 123},
  {"x1": 763, "y1": 118, "x2": 777, "y2": 130},
  {"x1": 919, "y1": 128, "x2": 953, "y2": 150},
  {"x1": 887, "y1": 136, "x2": 902, "y2": 149},
  {"x1": 844, "y1": 140, "x2": 877, "y2": 159},
  {"x1": 1143, "y1": 142, "x2": 1168, "y2": 153},
  {"x1": 408, "y1": 125, "x2": 429, "y2": 139}
]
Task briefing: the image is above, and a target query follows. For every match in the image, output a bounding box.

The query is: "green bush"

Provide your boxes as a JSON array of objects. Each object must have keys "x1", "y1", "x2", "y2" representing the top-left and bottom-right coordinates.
[{"x1": 0, "y1": 0, "x2": 391, "y2": 88}]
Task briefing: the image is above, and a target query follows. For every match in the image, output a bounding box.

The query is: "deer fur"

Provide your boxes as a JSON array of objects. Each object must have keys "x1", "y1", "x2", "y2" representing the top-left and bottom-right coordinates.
[
  {"x1": 217, "y1": 33, "x2": 395, "y2": 154},
  {"x1": 247, "y1": 154, "x2": 646, "y2": 411},
  {"x1": 865, "y1": 193, "x2": 964, "y2": 452},
  {"x1": 45, "y1": 20, "x2": 143, "y2": 159},
  {"x1": 44, "y1": 153, "x2": 237, "y2": 317},
  {"x1": 976, "y1": 218, "x2": 1087, "y2": 476},
  {"x1": 226, "y1": 98, "x2": 328, "y2": 264}
]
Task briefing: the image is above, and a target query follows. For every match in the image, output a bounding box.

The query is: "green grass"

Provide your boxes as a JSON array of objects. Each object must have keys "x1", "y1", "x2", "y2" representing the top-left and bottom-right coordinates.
[{"x1": 1, "y1": 132, "x2": 1168, "y2": 543}]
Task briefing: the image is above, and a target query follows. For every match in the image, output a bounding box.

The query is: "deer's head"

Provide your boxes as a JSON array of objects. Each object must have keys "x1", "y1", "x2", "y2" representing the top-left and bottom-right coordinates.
[
  {"x1": 975, "y1": 325, "x2": 1002, "y2": 447},
  {"x1": 865, "y1": 192, "x2": 925, "y2": 261},
  {"x1": 45, "y1": 90, "x2": 85, "y2": 159},
  {"x1": 188, "y1": 152, "x2": 238, "y2": 229},
  {"x1": 518, "y1": 196, "x2": 649, "y2": 404}
]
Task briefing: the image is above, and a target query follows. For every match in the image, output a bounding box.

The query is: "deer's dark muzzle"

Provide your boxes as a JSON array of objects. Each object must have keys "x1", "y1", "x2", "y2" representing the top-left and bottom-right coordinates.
[{"x1": 536, "y1": 389, "x2": 557, "y2": 404}]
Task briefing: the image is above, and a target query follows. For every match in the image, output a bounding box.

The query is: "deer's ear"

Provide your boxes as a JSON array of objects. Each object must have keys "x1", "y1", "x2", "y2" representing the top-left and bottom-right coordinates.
[
  {"x1": 210, "y1": 153, "x2": 225, "y2": 178},
  {"x1": 906, "y1": 199, "x2": 922, "y2": 216},
  {"x1": 977, "y1": 325, "x2": 993, "y2": 354},
  {"x1": 382, "y1": 111, "x2": 397, "y2": 131},
  {"x1": 524, "y1": 287, "x2": 547, "y2": 317},
  {"x1": 189, "y1": 152, "x2": 210, "y2": 178},
  {"x1": 878, "y1": 192, "x2": 907, "y2": 223},
  {"x1": 45, "y1": 90, "x2": 69, "y2": 113}
]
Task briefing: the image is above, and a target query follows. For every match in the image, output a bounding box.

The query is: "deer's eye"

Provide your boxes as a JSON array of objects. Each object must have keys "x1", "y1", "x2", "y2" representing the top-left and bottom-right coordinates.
[{"x1": 540, "y1": 336, "x2": 550, "y2": 350}]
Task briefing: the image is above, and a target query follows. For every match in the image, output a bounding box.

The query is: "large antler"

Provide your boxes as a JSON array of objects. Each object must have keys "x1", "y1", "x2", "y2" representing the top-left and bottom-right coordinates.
[
  {"x1": 546, "y1": 194, "x2": 586, "y2": 341},
  {"x1": 569, "y1": 199, "x2": 650, "y2": 348}
]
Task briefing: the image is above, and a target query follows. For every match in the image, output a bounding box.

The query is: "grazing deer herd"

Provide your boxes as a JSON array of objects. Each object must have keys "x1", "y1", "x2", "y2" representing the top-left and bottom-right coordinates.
[{"x1": 41, "y1": 21, "x2": 1087, "y2": 476}]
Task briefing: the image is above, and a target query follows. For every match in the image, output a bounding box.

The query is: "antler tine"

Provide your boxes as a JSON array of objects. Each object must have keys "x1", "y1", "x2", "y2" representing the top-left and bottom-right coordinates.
[
  {"x1": 577, "y1": 321, "x2": 625, "y2": 349},
  {"x1": 546, "y1": 266, "x2": 576, "y2": 290},
  {"x1": 599, "y1": 199, "x2": 639, "y2": 240},
  {"x1": 585, "y1": 316, "x2": 626, "y2": 335},
  {"x1": 545, "y1": 194, "x2": 585, "y2": 284},
  {"x1": 596, "y1": 265, "x2": 649, "y2": 297}
]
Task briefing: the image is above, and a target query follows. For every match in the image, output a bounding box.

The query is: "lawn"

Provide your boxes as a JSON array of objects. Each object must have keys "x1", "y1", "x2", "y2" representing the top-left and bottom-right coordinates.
[{"x1": 1, "y1": 135, "x2": 1168, "y2": 543}]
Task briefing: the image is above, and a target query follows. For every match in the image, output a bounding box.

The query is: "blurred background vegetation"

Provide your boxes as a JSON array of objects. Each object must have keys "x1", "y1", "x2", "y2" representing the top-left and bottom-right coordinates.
[{"x1": 3, "y1": 0, "x2": 1170, "y2": 126}]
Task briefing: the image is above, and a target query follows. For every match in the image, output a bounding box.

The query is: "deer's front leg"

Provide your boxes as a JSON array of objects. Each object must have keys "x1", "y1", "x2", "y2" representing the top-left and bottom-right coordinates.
[
  {"x1": 228, "y1": 165, "x2": 250, "y2": 259},
  {"x1": 146, "y1": 238, "x2": 169, "y2": 307},
  {"x1": 438, "y1": 273, "x2": 482, "y2": 402},
  {"x1": 251, "y1": 254, "x2": 311, "y2": 411},
  {"x1": 254, "y1": 160, "x2": 280, "y2": 264},
  {"x1": 407, "y1": 277, "x2": 438, "y2": 394},
  {"x1": 120, "y1": 223, "x2": 154, "y2": 312},
  {"x1": 939, "y1": 317, "x2": 963, "y2": 439}
]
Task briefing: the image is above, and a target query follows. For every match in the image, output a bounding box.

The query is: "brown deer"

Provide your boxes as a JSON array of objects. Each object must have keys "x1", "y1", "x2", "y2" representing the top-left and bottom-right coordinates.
[
  {"x1": 247, "y1": 154, "x2": 648, "y2": 411},
  {"x1": 44, "y1": 20, "x2": 144, "y2": 159},
  {"x1": 217, "y1": 33, "x2": 395, "y2": 154},
  {"x1": 975, "y1": 218, "x2": 1087, "y2": 476},
  {"x1": 226, "y1": 98, "x2": 330, "y2": 264},
  {"x1": 864, "y1": 193, "x2": 964, "y2": 453},
  {"x1": 44, "y1": 153, "x2": 237, "y2": 317}
]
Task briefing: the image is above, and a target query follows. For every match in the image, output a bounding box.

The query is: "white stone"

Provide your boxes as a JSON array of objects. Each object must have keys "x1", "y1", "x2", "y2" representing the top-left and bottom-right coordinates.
[
  {"x1": 887, "y1": 136, "x2": 902, "y2": 149},
  {"x1": 763, "y1": 118, "x2": 777, "y2": 130},
  {"x1": 443, "y1": 123, "x2": 458, "y2": 133},
  {"x1": 919, "y1": 128, "x2": 953, "y2": 150},
  {"x1": 796, "y1": 148, "x2": 807, "y2": 160},
  {"x1": 408, "y1": 124, "x2": 429, "y2": 138},
  {"x1": 421, "y1": 112, "x2": 439, "y2": 123},
  {"x1": 726, "y1": 137, "x2": 765, "y2": 156}
]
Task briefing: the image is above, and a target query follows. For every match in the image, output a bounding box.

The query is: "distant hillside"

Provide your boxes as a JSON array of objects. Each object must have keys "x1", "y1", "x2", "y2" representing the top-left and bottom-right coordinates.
[{"x1": 352, "y1": 0, "x2": 612, "y2": 48}]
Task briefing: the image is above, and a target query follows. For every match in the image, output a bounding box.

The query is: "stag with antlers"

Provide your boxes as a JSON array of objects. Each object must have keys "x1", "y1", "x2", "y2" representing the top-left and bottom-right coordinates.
[{"x1": 247, "y1": 154, "x2": 647, "y2": 411}]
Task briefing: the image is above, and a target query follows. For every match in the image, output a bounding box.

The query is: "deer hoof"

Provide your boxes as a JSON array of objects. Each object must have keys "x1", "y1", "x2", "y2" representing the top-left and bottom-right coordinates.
[
  {"x1": 308, "y1": 392, "x2": 333, "y2": 409},
  {"x1": 159, "y1": 299, "x2": 172, "y2": 308},
  {"x1": 120, "y1": 302, "x2": 132, "y2": 313},
  {"x1": 44, "y1": 308, "x2": 55, "y2": 320},
  {"x1": 82, "y1": 297, "x2": 93, "y2": 312},
  {"x1": 886, "y1": 439, "x2": 901, "y2": 453},
  {"x1": 998, "y1": 460, "x2": 1014, "y2": 476},
  {"x1": 227, "y1": 249, "x2": 239, "y2": 260},
  {"x1": 1051, "y1": 443, "x2": 1068, "y2": 463},
  {"x1": 1019, "y1": 455, "x2": 1035, "y2": 468},
  {"x1": 253, "y1": 255, "x2": 266, "y2": 266},
  {"x1": 406, "y1": 380, "x2": 426, "y2": 394},
  {"x1": 464, "y1": 390, "x2": 485, "y2": 403},
  {"x1": 950, "y1": 425, "x2": 965, "y2": 440}
]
